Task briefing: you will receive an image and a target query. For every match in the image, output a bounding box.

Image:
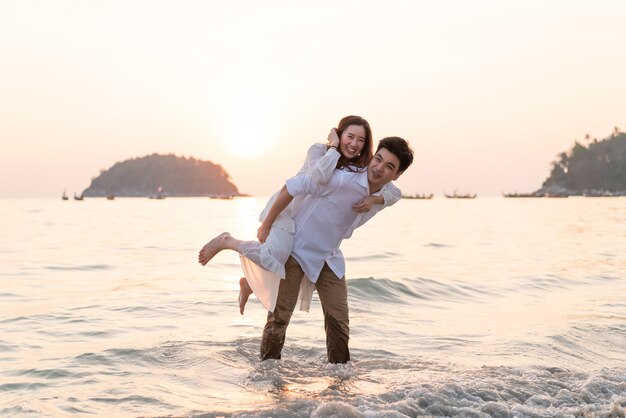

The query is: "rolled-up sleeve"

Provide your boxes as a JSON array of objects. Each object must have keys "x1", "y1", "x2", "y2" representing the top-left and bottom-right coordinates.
[
  {"x1": 306, "y1": 145, "x2": 340, "y2": 185},
  {"x1": 343, "y1": 187, "x2": 391, "y2": 239},
  {"x1": 285, "y1": 173, "x2": 318, "y2": 197},
  {"x1": 380, "y1": 182, "x2": 402, "y2": 207}
]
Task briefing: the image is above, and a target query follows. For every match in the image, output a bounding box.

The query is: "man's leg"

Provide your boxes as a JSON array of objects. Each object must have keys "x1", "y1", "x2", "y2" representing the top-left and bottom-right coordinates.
[
  {"x1": 260, "y1": 256, "x2": 303, "y2": 360},
  {"x1": 315, "y1": 263, "x2": 350, "y2": 363}
]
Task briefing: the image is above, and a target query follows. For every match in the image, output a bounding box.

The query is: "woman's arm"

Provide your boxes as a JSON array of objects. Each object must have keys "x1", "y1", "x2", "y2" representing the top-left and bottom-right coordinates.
[
  {"x1": 352, "y1": 182, "x2": 402, "y2": 213},
  {"x1": 379, "y1": 182, "x2": 402, "y2": 206},
  {"x1": 257, "y1": 185, "x2": 294, "y2": 243},
  {"x1": 299, "y1": 129, "x2": 341, "y2": 185}
]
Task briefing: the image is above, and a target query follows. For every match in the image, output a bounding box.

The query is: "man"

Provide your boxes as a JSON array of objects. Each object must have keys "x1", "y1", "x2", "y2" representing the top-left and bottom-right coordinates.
[{"x1": 258, "y1": 137, "x2": 413, "y2": 363}]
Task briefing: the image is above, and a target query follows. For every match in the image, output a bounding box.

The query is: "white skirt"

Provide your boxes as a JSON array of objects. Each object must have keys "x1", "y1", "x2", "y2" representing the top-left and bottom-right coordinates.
[
  {"x1": 239, "y1": 254, "x2": 315, "y2": 313},
  {"x1": 238, "y1": 192, "x2": 315, "y2": 313}
]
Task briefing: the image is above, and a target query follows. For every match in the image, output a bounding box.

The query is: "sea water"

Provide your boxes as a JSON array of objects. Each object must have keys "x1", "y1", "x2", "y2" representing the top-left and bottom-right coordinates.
[{"x1": 1, "y1": 197, "x2": 625, "y2": 417}]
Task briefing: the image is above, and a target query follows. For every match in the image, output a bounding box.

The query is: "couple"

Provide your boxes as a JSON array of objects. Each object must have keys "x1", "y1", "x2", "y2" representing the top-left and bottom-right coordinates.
[{"x1": 198, "y1": 115, "x2": 413, "y2": 363}]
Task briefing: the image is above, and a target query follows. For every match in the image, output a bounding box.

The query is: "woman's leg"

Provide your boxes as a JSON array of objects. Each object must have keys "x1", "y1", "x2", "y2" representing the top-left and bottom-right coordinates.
[
  {"x1": 238, "y1": 277, "x2": 253, "y2": 315},
  {"x1": 239, "y1": 241, "x2": 282, "y2": 314},
  {"x1": 198, "y1": 232, "x2": 243, "y2": 265},
  {"x1": 198, "y1": 234, "x2": 268, "y2": 315},
  {"x1": 198, "y1": 227, "x2": 292, "y2": 315}
]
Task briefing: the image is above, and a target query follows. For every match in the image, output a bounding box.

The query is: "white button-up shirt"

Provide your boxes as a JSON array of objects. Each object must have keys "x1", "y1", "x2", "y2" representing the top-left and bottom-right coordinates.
[{"x1": 285, "y1": 166, "x2": 386, "y2": 283}]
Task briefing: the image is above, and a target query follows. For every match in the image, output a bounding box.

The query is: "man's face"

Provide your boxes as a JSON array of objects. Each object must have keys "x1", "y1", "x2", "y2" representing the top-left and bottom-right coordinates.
[{"x1": 367, "y1": 148, "x2": 402, "y2": 190}]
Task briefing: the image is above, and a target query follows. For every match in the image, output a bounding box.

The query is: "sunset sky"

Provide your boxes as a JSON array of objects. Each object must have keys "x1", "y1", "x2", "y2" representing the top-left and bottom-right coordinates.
[{"x1": 1, "y1": 0, "x2": 625, "y2": 197}]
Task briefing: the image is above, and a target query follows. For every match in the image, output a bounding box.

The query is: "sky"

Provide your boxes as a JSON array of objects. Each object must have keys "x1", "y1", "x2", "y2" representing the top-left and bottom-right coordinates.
[{"x1": 1, "y1": 0, "x2": 625, "y2": 197}]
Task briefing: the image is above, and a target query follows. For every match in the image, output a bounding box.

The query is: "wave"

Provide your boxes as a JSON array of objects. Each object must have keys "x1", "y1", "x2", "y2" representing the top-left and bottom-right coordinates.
[
  {"x1": 199, "y1": 340, "x2": 626, "y2": 417},
  {"x1": 348, "y1": 276, "x2": 499, "y2": 304},
  {"x1": 348, "y1": 277, "x2": 426, "y2": 303},
  {"x1": 348, "y1": 272, "x2": 621, "y2": 307},
  {"x1": 3, "y1": 337, "x2": 624, "y2": 417}
]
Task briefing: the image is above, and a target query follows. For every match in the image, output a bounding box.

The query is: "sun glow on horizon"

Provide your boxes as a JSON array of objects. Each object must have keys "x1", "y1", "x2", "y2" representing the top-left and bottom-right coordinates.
[{"x1": 211, "y1": 90, "x2": 281, "y2": 160}]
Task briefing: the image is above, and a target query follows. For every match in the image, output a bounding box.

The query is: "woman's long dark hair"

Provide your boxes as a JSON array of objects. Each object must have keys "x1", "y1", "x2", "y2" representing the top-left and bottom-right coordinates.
[{"x1": 332, "y1": 115, "x2": 373, "y2": 171}]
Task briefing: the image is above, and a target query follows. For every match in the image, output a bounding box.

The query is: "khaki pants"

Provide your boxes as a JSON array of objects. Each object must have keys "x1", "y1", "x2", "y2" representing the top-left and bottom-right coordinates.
[{"x1": 260, "y1": 256, "x2": 350, "y2": 363}]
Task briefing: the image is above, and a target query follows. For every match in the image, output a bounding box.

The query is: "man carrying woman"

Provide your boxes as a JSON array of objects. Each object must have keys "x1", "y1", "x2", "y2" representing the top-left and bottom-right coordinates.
[{"x1": 199, "y1": 116, "x2": 413, "y2": 363}]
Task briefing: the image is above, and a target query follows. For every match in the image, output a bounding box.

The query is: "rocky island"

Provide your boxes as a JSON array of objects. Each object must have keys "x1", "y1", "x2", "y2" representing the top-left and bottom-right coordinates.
[
  {"x1": 82, "y1": 154, "x2": 241, "y2": 197},
  {"x1": 536, "y1": 131, "x2": 626, "y2": 196}
]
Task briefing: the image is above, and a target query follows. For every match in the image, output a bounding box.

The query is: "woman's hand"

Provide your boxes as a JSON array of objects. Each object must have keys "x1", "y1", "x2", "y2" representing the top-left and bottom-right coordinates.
[
  {"x1": 327, "y1": 128, "x2": 340, "y2": 148},
  {"x1": 353, "y1": 195, "x2": 385, "y2": 212},
  {"x1": 352, "y1": 196, "x2": 377, "y2": 213},
  {"x1": 257, "y1": 223, "x2": 271, "y2": 243}
]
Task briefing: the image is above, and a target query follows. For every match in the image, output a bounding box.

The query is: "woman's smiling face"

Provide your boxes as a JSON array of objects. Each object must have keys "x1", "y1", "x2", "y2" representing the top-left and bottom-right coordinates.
[{"x1": 338, "y1": 124, "x2": 366, "y2": 160}]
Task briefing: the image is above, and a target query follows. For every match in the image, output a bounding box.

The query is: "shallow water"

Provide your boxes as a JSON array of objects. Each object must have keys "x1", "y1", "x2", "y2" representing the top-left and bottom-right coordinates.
[{"x1": 1, "y1": 197, "x2": 625, "y2": 417}]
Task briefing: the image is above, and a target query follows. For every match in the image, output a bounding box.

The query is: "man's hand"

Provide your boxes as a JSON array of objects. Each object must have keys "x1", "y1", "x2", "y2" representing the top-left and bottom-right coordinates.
[
  {"x1": 327, "y1": 128, "x2": 340, "y2": 148},
  {"x1": 257, "y1": 223, "x2": 271, "y2": 243}
]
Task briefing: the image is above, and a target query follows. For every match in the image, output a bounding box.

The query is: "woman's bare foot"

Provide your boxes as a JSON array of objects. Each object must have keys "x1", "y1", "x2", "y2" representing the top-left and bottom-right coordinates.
[
  {"x1": 198, "y1": 232, "x2": 231, "y2": 265},
  {"x1": 238, "y1": 277, "x2": 253, "y2": 315}
]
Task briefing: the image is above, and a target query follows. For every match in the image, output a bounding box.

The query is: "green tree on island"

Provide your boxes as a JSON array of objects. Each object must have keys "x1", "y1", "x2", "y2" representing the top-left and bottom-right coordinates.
[
  {"x1": 82, "y1": 154, "x2": 241, "y2": 197},
  {"x1": 541, "y1": 131, "x2": 626, "y2": 195}
]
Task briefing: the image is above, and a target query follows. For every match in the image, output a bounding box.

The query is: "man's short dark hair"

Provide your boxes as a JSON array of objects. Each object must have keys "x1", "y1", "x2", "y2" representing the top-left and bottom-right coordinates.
[{"x1": 376, "y1": 137, "x2": 414, "y2": 172}]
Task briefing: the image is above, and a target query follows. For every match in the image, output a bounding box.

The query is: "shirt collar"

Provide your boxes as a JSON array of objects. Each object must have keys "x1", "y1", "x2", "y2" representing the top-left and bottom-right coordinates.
[
  {"x1": 337, "y1": 167, "x2": 370, "y2": 192},
  {"x1": 356, "y1": 170, "x2": 370, "y2": 191}
]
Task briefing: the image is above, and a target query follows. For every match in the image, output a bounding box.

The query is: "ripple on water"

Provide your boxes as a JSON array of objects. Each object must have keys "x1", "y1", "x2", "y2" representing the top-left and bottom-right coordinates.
[
  {"x1": 45, "y1": 264, "x2": 112, "y2": 271},
  {"x1": 0, "y1": 382, "x2": 48, "y2": 392},
  {"x1": 88, "y1": 395, "x2": 164, "y2": 406},
  {"x1": 4, "y1": 368, "x2": 88, "y2": 380},
  {"x1": 424, "y1": 242, "x2": 453, "y2": 248},
  {"x1": 346, "y1": 251, "x2": 401, "y2": 262},
  {"x1": 518, "y1": 274, "x2": 572, "y2": 292},
  {"x1": 71, "y1": 342, "x2": 220, "y2": 373},
  {"x1": 0, "y1": 341, "x2": 19, "y2": 352},
  {"x1": 0, "y1": 406, "x2": 41, "y2": 416},
  {"x1": 72, "y1": 352, "x2": 116, "y2": 367}
]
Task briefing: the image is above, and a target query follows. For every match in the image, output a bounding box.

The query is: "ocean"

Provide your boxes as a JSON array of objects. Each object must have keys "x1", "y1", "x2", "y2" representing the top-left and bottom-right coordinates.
[{"x1": 1, "y1": 197, "x2": 625, "y2": 417}]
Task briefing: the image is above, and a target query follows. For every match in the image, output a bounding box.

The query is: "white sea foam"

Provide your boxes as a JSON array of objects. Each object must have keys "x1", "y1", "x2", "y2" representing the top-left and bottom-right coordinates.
[{"x1": 222, "y1": 363, "x2": 626, "y2": 417}]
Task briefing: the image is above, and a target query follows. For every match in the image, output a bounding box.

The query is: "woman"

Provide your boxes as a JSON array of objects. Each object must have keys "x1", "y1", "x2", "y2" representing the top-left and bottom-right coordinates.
[{"x1": 198, "y1": 115, "x2": 401, "y2": 314}]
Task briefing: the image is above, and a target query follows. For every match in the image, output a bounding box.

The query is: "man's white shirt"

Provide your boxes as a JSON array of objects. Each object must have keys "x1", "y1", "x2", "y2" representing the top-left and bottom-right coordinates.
[{"x1": 285, "y1": 166, "x2": 386, "y2": 283}]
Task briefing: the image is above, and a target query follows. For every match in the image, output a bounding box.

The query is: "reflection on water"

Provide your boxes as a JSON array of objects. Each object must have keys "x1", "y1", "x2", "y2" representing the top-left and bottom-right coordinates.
[{"x1": 0, "y1": 197, "x2": 625, "y2": 416}]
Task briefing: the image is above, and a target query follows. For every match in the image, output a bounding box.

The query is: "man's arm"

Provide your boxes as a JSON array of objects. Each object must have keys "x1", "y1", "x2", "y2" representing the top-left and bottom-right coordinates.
[
  {"x1": 257, "y1": 185, "x2": 294, "y2": 243},
  {"x1": 257, "y1": 173, "x2": 319, "y2": 242}
]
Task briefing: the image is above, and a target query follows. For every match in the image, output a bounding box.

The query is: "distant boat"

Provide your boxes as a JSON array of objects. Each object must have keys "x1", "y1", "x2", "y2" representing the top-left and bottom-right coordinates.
[
  {"x1": 402, "y1": 193, "x2": 433, "y2": 199},
  {"x1": 62, "y1": 190, "x2": 69, "y2": 200},
  {"x1": 445, "y1": 191, "x2": 477, "y2": 199},
  {"x1": 209, "y1": 194, "x2": 234, "y2": 200},
  {"x1": 106, "y1": 194, "x2": 115, "y2": 200},
  {"x1": 74, "y1": 193, "x2": 84, "y2": 201},
  {"x1": 503, "y1": 192, "x2": 543, "y2": 198},
  {"x1": 149, "y1": 186, "x2": 166, "y2": 199},
  {"x1": 582, "y1": 189, "x2": 621, "y2": 197}
]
